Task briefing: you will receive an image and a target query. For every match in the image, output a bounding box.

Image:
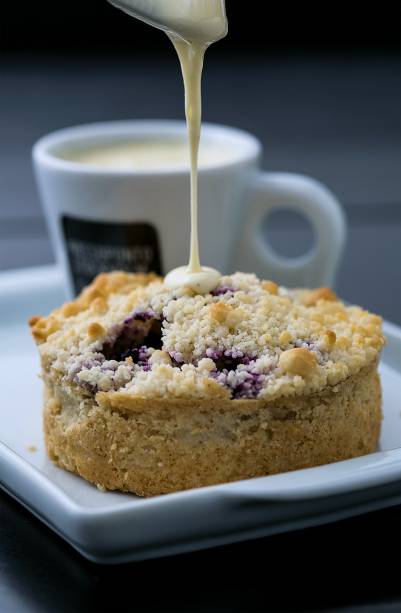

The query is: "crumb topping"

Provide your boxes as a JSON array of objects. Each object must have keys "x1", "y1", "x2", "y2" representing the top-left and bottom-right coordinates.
[{"x1": 31, "y1": 271, "x2": 385, "y2": 401}]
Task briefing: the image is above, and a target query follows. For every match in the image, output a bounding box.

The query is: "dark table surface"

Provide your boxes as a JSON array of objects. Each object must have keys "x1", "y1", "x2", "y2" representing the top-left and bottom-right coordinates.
[
  {"x1": 0, "y1": 487, "x2": 400, "y2": 613},
  {"x1": 1, "y1": 53, "x2": 400, "y2": 612}
]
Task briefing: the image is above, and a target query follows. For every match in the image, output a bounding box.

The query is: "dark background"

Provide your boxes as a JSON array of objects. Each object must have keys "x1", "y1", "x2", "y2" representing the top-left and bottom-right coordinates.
[
  {"x1": 1, "y1": 1, "x2": 400, "y2": 55},
  {"x1": 0, "y1": 4, "x2": 400, "y2": 611}
]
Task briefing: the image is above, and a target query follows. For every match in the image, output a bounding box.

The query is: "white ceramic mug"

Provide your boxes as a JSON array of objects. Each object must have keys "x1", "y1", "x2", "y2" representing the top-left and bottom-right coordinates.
[{"x1": 33, "y1": 120, "x2": 346, "y2": 296}]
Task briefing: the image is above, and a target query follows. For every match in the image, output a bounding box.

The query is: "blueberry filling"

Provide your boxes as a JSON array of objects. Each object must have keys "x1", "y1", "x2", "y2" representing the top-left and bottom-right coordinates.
[
  {"x1": 142, "y1": 319, "x2": 163, "y2": 350},
  {"x1": 210, "y1": 286, "x2": 235, "y2": 296},
  {"x1": 102, "y1": 311, "x2": 163, "y2": 363},
  {"x1": 205, "y1": 348, "x2": 264, "y2": 399},
  {"x1": 119, "y1": 345, "x2": 151, "y2": 370},
  {"x1": 231, "y1": 372, "x2": 264, "y2": 399},
  {"x1": 206, "y1": 348, "x2": 252, "y2": 371},
  {"x1": 211, "y1": 366, "x2": 265, "y2": 399},
  {"x1": 125, "y1": 308, "x2": 156, "y2": 323}
]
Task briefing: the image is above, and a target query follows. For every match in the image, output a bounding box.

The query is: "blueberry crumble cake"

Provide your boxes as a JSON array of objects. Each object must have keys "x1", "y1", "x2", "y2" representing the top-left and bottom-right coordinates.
[{"x1": 29, "y1": 271, "x2": 384, "y2": 496}]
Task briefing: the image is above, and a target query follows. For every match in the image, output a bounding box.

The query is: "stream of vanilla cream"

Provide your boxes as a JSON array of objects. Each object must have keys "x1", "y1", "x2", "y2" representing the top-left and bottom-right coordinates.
[{"x1": 109, "y1": 0, "x2": 227, "y2": 292}]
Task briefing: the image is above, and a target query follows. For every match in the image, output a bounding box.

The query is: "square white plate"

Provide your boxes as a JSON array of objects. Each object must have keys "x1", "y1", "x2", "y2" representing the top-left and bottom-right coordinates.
[{"x1": 1, "y1": 266, "x2": 401, "y2": 564}]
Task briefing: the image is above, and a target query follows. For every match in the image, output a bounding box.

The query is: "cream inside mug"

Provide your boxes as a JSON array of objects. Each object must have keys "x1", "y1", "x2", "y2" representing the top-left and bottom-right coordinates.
[
  {"x1": 33, "y1": 120, "x2": 346, "y2": 296},
  {"x1": 58, "y1": 137, "x2": 238, "y2": 170}
]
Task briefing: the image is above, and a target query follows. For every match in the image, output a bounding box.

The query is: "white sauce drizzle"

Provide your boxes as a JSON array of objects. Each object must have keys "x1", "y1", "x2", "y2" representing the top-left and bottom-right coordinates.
[{"x1": 110, "y1": 0, "x2": 227, "y2": 293}]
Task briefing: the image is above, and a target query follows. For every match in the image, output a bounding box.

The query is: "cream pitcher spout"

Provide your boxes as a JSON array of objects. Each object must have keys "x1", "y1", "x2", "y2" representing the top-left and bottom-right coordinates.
[{"x1": 107, "y1": 0, "x2": 228, "y2": 45}]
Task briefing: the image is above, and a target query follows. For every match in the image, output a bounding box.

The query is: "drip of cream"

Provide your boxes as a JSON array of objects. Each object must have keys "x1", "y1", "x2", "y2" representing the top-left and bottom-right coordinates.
[
  {"x1": 108, "y1": 0, "x2": 227, "y2": 293},
  {"x1": 164, "y1": 37, "x2": 221, "y2": 293}
]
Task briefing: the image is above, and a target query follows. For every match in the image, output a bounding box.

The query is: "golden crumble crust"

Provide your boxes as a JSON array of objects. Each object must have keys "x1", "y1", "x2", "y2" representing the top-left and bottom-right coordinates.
[
  {"x1": 29, "y1": 271, "x2": 159, "y2": 343},
  {"x1": 30, "y1": 271, "x2": 384, "y2": 402}
]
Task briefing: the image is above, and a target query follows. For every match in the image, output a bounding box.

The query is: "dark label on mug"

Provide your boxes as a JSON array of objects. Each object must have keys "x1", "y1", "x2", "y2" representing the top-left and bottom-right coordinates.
[{"x1": 62, "y1": 216, "x2": 162, "y2": 294}]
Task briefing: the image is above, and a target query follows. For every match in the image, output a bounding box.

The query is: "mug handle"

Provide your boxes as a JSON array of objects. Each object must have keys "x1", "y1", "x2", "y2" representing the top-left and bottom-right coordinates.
[{"x1": 232, "y1": 172, "x2": 346, "y2": 287}]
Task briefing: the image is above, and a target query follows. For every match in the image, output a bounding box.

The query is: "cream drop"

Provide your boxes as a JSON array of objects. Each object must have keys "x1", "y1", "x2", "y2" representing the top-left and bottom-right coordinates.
[{"x1": 164, "y1": 265, "x2": 221, "y2": 294}]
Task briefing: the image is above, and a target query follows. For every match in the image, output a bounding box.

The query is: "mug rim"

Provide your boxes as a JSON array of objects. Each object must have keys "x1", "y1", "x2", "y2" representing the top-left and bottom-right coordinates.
[{"x1": 32, "y1": 119, "x2": 261, "y2": 176}]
